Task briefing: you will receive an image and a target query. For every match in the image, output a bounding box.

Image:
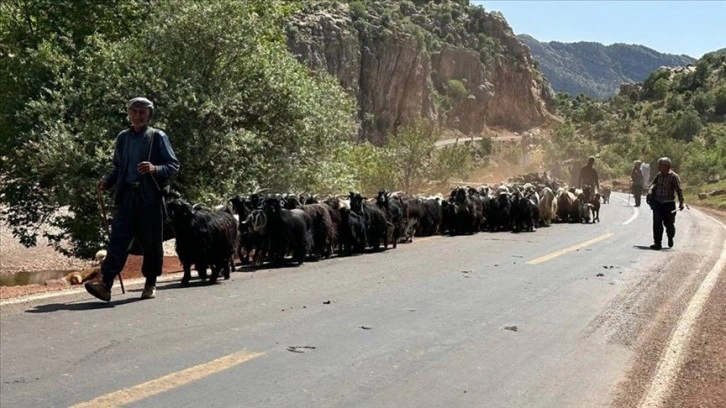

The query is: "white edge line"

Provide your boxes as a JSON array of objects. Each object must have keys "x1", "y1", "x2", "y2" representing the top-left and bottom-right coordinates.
[
  {"x1": 623, "y1": 206, "x2": 640, "y2": 225},
  {"x1": 639, "y1": 210, "x2": 726, "y2": 408}
]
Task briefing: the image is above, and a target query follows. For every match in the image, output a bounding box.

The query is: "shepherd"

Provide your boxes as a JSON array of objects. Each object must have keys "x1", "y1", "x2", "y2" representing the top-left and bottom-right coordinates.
[
  {"x1": 85, "y1": 97, "x2": 180, "y2": 302},
  {"x1": 646, "y1": 157, "x2": 685, "y2": 250}
]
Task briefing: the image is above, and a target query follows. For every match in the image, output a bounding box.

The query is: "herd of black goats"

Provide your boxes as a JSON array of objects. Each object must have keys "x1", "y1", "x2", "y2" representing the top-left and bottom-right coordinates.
[{"x1": 163, "y1": 173, "x2": 612, "y2": 286}]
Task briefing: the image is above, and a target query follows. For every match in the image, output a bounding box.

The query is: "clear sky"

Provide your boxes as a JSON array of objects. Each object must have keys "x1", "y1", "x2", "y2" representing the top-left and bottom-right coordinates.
[{"x1": 474, "y1": 1, "x2": 726, "y2": 58}]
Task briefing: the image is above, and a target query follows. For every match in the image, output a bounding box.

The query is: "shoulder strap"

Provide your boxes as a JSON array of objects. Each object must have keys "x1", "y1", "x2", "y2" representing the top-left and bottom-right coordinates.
[
  {"x1": 144, "y1": 127, "x2": 163, "y2": 192},
  {"x1": 145, "y1": 126, "x2": 158, "y2": 160}
]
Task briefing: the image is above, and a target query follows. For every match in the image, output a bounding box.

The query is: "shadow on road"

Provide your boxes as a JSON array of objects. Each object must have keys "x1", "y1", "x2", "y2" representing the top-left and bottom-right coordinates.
[
  {"x1": 25, "y1": 297, "x2": 143, "y2": 313},
  {"x1": 633, "y1": 245, "x2": 670, "y2": 251}
]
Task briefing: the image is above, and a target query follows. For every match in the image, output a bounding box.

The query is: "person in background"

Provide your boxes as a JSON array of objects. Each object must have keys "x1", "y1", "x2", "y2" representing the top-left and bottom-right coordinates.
[
  {"x1": 578, "y1": 156, "x2": 600, "y2": 192},
  {"x1": 85, "y1": 97, "x2": 180, "y2": 302},
  {"x1": 646, "y1": 157, "x2": 684, "y2": 250},
  {"x1": 640, "y1": 161, "x2": 651, "y2": 186},
  {"x1": 631, "y1": 160, "x2": 644, "y2": 207}
]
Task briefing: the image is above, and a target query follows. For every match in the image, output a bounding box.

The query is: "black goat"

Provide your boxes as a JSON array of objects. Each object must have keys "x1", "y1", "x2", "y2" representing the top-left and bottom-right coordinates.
[
  {"x1": 416, "y1": 198, "x2": 442, "y2": 236},
  {"x1": 401, "y1": 196, "x2": 422, "y2": 242},
  {"x1": 349, "y1": 192, "x2": 389, "y2": 251},
  {"x1": 376, "y1": 190, "x2": 404, "y2": 248},
  {"x1": 440, "y1": 199, "x2": 457, "y2": 235},
  {"x1": 166, "y1": 198, "x2": 238, "y2": 286},
  {"x1": 338, "y1": 206, "x2": 367, "y2": 255},
  {"x1": 299, "y1": 204, "x2": 337, "y2": 259},
  {"x1": 489, "y1": 191, "x2": 513, "y2": 232},
  {"x1": 511, "y1": 190, "x2": 539, "y2": 232},
  {"x1": 263, "y1": 198, "x2": 311, "y2": 265}
]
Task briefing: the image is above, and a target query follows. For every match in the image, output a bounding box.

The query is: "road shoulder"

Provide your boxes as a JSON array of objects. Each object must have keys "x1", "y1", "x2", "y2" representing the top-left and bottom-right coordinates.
[
  {"x1": 613, "y1": 207, "x2": 726, "y2": 408},
  {"x1": 664, "y1": 208, "x2": 726, "y2": 408}
]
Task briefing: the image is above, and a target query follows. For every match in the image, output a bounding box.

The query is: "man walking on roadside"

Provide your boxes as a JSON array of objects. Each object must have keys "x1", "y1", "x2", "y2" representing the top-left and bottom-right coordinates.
[
  {"x1": 578, "y1": 156, "x2": 600, "y2": 192},
  {"x1": 85, "y1": 97, "x2": 180, "y2": 302},
  {"x1": 631, "y1": 160, "x2": 644, "y2": 207},
  {"x1": 646, "y1": 157, "x2": 684, "y2": 250}
]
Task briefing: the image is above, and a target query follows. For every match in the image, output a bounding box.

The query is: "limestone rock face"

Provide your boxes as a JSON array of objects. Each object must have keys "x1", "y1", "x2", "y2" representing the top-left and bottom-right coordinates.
[{"x1": 287, "y1": 3, "x2": 554, "y2": 144}]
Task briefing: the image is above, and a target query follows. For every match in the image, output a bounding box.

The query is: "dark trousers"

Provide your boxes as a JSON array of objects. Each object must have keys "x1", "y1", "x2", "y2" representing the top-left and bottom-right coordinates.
[
  {"x1": 652, "y1": 201, "x2": 676, "y2": 245},
  {"x1": 101, "y1": 188, "x2": 164, "y2": 289},
  {"x1": 632, "y1": 185, "x2": 643, "y2": 206}
]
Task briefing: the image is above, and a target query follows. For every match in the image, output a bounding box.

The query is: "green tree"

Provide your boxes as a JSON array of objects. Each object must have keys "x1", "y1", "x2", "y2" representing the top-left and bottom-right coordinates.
[
  {"x1": 653, "y1": 78, "x2": 669, "y2": 100},
  {"x1": 714, "y1": 86, "x2": 726, "y2": 115},
  {"x1": 691, "y1": 92, "x2": 713, "y2": 115},
  {"x1": 387, "y1": 120, "x2": 440, "y2": 193},
  {"x1": 0, "y1": 0, "x2": 357, "y2": 258},
  {"x1": 432, "y1": 144, "x2": 472, "y2": 189},
  {"x1": 665, "y1": 109, "x2": 703, "y2": 142}
]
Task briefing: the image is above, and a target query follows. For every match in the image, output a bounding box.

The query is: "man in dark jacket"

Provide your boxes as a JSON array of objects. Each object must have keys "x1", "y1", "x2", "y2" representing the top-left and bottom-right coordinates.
[
  {"x1": 646, "y1": 157, "x2": 684, "y2": 250},
  {"x1": 85, "y1": 97, "x2": 180, "y2": 302},
  {"x1": 578, "y1": 156, "x2": 600, "y2": 192}
]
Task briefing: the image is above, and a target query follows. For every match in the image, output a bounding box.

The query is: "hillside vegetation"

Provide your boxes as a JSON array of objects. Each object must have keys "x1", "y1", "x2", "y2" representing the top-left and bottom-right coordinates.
[
  {"x1": 519, "y1": 35, "x2": 696, "y2": 99},
  {"x1": 0, "y1": 0, "x2": 358, "y2": 257},
  {"x1": 542, "y1": 52, "x2": 726, "y2": 208},
  {"x1": 1, "y1": 0, "x2": 533, "y2": 257}
]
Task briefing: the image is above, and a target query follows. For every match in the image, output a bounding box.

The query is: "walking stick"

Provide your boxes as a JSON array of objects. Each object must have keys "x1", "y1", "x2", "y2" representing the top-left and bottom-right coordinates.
[{"x1": 96, "y1": 185, "x2": 125, "y2": 294}]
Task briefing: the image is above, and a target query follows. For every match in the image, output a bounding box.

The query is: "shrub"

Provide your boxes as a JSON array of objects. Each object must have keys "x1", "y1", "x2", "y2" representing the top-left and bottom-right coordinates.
[
  {"x1": 691, "y1": 92, "x2": 713, "y2": 115},
  {"x1": 665, "y1": 109, "x2": 703, "y2": 142},
  {"x1": 714, "y1": 86, "x2": 726, "y2": 115},
  {"x1": 349, "y1": 1, "x2": 367, "y2": 20},
  {"x1": 445, "y1": 79, "x2": 468, "y2": 100}
]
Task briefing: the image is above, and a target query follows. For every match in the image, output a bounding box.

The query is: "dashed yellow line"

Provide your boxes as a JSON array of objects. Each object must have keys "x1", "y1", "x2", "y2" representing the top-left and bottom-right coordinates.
[
  {"x1": 71, "y1": 351, "x2": 264, "y2": 408},
  {"x1": 526, "y1": 233, "x2": 615, "y2": 265}
]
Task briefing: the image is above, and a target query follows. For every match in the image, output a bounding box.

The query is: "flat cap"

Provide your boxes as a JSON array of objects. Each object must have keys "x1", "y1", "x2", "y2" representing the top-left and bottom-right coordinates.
[{"x1": 126, "y1": 97, "x2": 154, "y2": 110}]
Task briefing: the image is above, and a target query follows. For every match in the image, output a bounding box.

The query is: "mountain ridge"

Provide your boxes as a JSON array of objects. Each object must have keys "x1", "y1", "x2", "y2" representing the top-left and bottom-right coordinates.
[{"x1": 518, "y1": 34, "x2": 696, "y2": 99}]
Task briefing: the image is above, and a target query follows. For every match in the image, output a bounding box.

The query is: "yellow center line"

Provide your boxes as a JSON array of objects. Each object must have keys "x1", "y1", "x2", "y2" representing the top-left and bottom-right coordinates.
[
  {"x1": 526, "y1": 232, "x2": 615, "y2": 265},
  {"x1": 71, "y1": 351, "x2": 264, "y2": 408}
]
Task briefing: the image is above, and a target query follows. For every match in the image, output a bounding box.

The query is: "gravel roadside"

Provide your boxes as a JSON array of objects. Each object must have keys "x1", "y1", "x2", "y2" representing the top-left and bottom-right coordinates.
[
  {"x1": 1, "y1": 219, "x2": 180, "y2": 300},
  {"x1": 664, "y1": 207, "x2": 726, "y2": 408}
]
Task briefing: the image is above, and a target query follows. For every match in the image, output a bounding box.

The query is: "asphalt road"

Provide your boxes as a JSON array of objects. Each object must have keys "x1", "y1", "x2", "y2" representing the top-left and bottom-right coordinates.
[{"x1": 1, "y1": 193, "x2": 724, "y2": 408}]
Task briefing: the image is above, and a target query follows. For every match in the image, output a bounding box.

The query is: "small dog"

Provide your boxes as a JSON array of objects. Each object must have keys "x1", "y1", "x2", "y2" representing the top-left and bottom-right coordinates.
[
  {"x1": 63, "y1": 249, "x2": 107, "y2": 285},
  {"x1": 601, "y1": 187, "x2": 611, "y2": 204}
]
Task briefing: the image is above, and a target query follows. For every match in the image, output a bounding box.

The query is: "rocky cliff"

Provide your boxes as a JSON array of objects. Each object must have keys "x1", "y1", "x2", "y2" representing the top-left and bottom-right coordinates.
[{"x1": 287, "y1": 1, "x2": 554, "y2": 145}]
